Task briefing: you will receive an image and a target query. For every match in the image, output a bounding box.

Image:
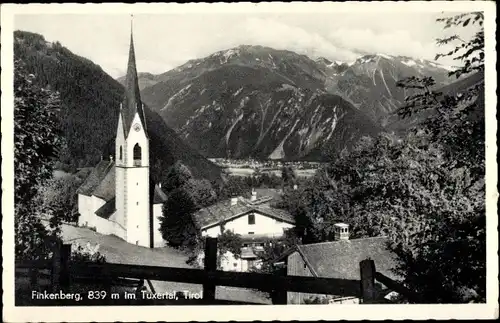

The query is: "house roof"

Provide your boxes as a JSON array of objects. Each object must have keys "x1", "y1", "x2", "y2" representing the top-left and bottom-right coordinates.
[
  {"x1": 95, "y1": 197, "x2": 116, "y2": 219},
  {"x1": 244, "y1": 188, "x2": 283, "y2": 203},
  {"x1": 193, "y1": 196, "x2": 295, "y2": 230},
  {"x1": 294, "y1": 237, "x2": 398, "y2": 281}
]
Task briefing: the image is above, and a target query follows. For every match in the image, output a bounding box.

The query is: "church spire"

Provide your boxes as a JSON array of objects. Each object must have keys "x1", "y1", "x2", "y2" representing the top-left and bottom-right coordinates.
[{"x1": 121, "y1": 14, "x2": 147, "y2": 138}]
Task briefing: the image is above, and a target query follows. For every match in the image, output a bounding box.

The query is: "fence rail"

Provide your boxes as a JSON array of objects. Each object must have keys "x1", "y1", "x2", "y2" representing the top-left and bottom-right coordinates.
[{"x1": 15, "y1": 238, "x2": 416, "y2": 305}]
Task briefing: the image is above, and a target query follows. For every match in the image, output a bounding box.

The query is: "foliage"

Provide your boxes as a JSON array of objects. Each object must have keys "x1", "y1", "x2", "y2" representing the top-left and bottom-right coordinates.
[
  {"x1": 71, "y1": 242, "x2": 106, "y2": 263},
  {"x1": 435, "y1": 12, "x2": 484, "y2": 79},
  {"x1": 34, "y1": 175, "x2": 83, "y2": 229},
  {"x1": 161, "y1": 161, "x2": 194, "y2": 193},
  {"x1": 159, "y1": 162, "x2": 219, "y2": 249},
  {"x1": 251, "y1": 229, "x2": 301, "y2": 274},
  {"x1": 159, "y1": 187, "x2": 200, "y2": 249},
  {"x1": 303, "y1": 295, "x2": 331, "y2": 304},
  {"x1": 14, "y1": 30, "x2": 124, "y2": 169},
  {"x1": 183, "y1": 178, "x2": 218, "y2": 208},
  {"x1": 281, "y1": 166, "x2": 297, "y2": 186},
  {"x1": 14, "y1": 59, "x2": 64, "y2": 260},
  {"x1": 215, "y1": 173, "x2": 283, "y2": 200},
  {"x1": 217, "y1": 229, "x2": 244, "y2": 258},
  {"x1": 279, "y1": 12, "x2": 486, "y2": 302},
  {"x1": 188, "y1": 230, "x2": 244, "y2": 270}
]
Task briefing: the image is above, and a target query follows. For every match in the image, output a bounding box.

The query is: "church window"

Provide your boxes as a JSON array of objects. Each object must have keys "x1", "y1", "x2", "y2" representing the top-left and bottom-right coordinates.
[
  {"x1": 119, "y1": 146, "x2": 123, "y2": 160},
  {"x1": 133, "y1": 143, "x2": 142, "y2": 166},
  {"x1": 248, "y1": 214, "x2": 255, "y2": 225}
]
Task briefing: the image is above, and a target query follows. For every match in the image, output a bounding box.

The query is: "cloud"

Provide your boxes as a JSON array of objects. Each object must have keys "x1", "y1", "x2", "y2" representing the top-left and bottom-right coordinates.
[
  {"x1": 231, "y1": 17, "x2": 360, "y2": 62},
  {"x1": 328, "y1": 27, "x2": 439, "y2": 61}
]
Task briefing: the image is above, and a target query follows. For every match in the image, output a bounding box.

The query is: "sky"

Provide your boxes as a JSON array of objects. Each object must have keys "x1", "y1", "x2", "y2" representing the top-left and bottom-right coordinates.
[{"x1": 14, "y1": 11, "x2": 478, "y2": 79}]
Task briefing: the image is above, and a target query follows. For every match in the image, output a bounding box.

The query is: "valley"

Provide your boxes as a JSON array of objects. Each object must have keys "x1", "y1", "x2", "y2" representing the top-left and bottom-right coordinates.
[{"x1": 210, "y1": 158, "x2": 321, "y2": 178}]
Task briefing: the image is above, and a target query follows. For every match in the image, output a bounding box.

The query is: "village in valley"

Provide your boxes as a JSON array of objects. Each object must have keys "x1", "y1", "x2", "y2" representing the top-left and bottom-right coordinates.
[{"x1": 10, "y1": 5, "x2": 489, "y2": 311}]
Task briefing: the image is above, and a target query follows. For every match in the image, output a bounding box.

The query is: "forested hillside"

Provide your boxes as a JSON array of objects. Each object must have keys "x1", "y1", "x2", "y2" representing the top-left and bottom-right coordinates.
[{"x1": 14, "y1": 30, "x2": 221, "y2": 182}]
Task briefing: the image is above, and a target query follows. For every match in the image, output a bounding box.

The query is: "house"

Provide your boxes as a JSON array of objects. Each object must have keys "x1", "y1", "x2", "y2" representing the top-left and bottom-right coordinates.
[
  {"x1": 76, "y1": 24, "x2": 168, "y2": 248},
  {"x1": 193, "y1": 189, "x2": 295, "y2": 272},
  {"x1": 275, "y1": 223, "x2": 399, "y2": 304}
]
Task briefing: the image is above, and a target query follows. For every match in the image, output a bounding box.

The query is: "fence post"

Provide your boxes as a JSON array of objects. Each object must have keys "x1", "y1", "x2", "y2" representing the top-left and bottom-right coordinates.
[
  {"x1": 29, "y1": 267, "x2": 38, "y2": 291},
  {"x1": 203, "y1": 237, "x2": 217, "y2": 303},
  {"x1": 51, "y1": 242, "x2": 71, "y2": 294},
  {"x1": 60, "y1": 244, "x2": 71, "y2": 292},
  {"x1": 271, "y1": 266, "x2": 288, "y2": 304},
  {"x1": 51, "y1": 241, "x2": 62, "y2": 293},
  {"x1": 360, "y1": 259, "x2": 376, "y2": 304}
]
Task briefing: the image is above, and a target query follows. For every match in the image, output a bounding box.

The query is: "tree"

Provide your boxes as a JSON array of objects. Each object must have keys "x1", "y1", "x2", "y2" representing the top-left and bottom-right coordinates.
[
  {"x1": 183, "y1": 178, "x2": 218, "y2": 208},
  {"x1": 161, "y1": 161, "x2": 194, "y2": 193},
  {"x1": 159, "y1": 188, "x2": 200, "y2": 249},
  {"x1": 281, "y1": 165, "x2": 297, "y2": 187},
  {"x1": 251, "y1": 229, "x2": 301, "y2": 274},
  {"x1": 217, "y1": 229, "x2": 244, "y2": 257},
  {"x1": 281, "y1": 12, "x2": 486, "y2": 302},
  {"x1": 34, "y1": 175, "x2": 83, "y2": 231},
  {"x1": 14, "y1": 60, "x2": 64, "y2": 260},
  {"x1": 385, "y1": 12, "x2": 486, "y2": 303}
]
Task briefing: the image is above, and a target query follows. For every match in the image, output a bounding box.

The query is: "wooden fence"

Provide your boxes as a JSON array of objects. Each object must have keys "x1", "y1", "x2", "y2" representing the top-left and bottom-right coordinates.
[{"x1": 15, "y1": 238, "x2": 416, "y2": 305}]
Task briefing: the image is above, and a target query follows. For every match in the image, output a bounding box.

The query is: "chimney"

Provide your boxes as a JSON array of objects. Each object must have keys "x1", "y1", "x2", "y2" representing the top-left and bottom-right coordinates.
[
  {"x1": 231, "y1": 197, "x2": 238, "y2": 206},
  {"x1": 333, "y1": 223, "x2": 349, "y2": 241},
  {"x1": 251, "y1": 189, "x2": 257, "y2": 202}
]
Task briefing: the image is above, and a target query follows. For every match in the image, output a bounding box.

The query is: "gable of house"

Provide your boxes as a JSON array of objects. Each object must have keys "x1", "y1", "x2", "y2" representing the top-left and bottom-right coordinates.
[{"x1": 193, "y1": 196, "x2": 295, "y2": 231}]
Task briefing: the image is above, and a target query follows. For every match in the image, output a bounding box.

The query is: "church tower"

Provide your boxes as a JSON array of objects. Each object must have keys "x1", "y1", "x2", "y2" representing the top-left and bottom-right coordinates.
[{"x1": 115, "y1": 19, "x2": 150, "y2": 247}]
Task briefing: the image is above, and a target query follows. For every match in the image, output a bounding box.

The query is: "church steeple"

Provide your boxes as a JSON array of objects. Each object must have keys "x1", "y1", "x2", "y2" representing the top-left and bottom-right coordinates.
[{"x1": 121, "y1": 15, "x2": 147, "y2": 138}]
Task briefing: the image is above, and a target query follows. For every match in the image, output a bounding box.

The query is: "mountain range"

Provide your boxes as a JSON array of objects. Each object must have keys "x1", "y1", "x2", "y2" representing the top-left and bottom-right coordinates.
[
  {"x1": 14, "y1": 30, "x2": 221, "y2": 182},
  {"x1": 122, "y1": 45, "x2": 455, "y2": 160},
  {"x1": 15, "y1": 30, "x2": 478, "y2": 165}
]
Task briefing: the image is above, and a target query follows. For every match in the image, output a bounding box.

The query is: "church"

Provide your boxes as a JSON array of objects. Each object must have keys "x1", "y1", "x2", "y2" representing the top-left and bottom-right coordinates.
[{"x1": 77, "y1": 25, "x2": 167, "y2": 248}]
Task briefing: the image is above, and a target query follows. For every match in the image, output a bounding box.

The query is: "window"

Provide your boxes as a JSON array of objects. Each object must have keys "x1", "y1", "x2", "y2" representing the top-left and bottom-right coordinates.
[
  {"x1": 137, "y1": 225, "x2": 139, "y2": 229},
  {"x1": 233, "y1": 263, "x2": 238, "y2": 267},
  {"x1": 133, "y1": 143, "x2": 142, "y2": 166},
  {"x1": 136, "y1": 202, "x2": 139, "y2": 205},
  {"x1": 119, "y1": 146, "x2": 123, "y2": 160},
  {"x1": 248, "y1": 214, "x2": 255, "y2": 225}
]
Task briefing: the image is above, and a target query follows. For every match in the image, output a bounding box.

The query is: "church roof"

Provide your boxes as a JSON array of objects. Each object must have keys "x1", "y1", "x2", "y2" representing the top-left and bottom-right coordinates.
[
  {"x1": 153, "y1": 184, "x2": 168, "y2": 204},
  {"x1": 121, "y1": 24, "x2": 147, "y2": 138},
  {"x1": 76, "y1": 160, "x2": 114, "y2": 197},
  {"x1": 95, "y1": 197, "x2": 116, "y2": 219},
  {"x1": 77, "y1": 160, "x2": 167, "y2": 206},
  {"x1": 92, "y1": 166, "x2": 116, "y2": 202}
]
